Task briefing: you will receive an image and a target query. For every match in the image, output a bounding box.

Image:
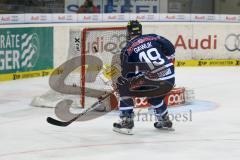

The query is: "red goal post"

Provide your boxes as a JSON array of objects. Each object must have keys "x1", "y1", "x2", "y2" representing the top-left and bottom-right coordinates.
[{"x1": 80, "y1": 27, "x2": 127, "y2": 107}]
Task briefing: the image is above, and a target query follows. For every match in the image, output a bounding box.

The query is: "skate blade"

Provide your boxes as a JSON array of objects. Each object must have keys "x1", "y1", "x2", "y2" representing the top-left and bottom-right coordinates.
[
  {"x1": 156, "y1": 127, "x2": 175, "y2": 131},
  {"x1": 113, "y1": 127, "x2": 134, "y2": 135}
]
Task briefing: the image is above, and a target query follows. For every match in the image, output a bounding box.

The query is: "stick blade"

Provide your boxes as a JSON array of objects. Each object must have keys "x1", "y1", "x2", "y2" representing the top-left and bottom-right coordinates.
[{"x1": 46, "y1": 117, "x2": 70, "y2": 127}]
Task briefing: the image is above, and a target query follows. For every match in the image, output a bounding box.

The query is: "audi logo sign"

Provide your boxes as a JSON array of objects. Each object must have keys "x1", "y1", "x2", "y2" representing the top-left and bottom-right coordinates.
[{"x1": 225, "y1": 34, "x2": 240, "y2": 52}]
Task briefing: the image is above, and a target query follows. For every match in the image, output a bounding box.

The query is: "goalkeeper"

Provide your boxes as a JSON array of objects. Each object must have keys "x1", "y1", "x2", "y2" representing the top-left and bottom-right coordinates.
[{"x1": 113, "y1": 20, "x2": 175, "y2": 134}]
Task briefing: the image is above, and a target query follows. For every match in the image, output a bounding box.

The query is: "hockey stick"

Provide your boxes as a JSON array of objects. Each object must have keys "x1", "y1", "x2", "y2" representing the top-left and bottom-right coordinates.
[
  {"x1": 47, "y1": 92, "x2": 112, "y2": 127},
  {"x1": 47, "y1": 66, "x2": 174, "y2": 127}
]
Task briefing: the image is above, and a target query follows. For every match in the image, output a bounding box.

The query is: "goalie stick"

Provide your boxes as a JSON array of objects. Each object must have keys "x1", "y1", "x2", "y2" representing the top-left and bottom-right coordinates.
[{"x1": 47, "y1": 92, "x2": 113, "y2": 127}]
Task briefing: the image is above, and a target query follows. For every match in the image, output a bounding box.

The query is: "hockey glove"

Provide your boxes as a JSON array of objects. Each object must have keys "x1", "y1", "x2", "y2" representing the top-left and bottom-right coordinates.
[{"x1": 116, "y1": 76, "x2": 131, "y2": 96}]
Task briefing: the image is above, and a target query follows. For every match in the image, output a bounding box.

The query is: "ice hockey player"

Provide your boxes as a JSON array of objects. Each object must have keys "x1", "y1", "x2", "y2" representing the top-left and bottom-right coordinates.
[{"x1": 113, "y1": 20, "x2": 175, "y2": 135}]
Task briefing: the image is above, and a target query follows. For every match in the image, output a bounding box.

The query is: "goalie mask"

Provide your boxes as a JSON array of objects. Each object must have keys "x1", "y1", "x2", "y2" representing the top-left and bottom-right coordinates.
[{"x1": 127, "y1": 20, "x2": 142, "y2": 40}]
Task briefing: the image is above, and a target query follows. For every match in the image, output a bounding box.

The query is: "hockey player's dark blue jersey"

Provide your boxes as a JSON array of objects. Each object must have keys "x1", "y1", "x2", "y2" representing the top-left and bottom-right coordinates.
[{"x1": 121, "y1": 34, "x2": 175, "y2": 80}]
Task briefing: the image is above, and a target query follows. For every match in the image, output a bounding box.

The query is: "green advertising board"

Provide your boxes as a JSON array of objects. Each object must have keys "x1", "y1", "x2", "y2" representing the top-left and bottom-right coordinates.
[{"x1": 0, "y1": 27, "x2": 53, "y2": 76}]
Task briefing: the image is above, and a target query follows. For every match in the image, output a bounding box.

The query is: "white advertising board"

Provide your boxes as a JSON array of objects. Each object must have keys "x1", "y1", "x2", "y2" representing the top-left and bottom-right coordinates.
[
  {"x1": 1, "y1": 21, "x2": 239, "y2": 65},
  {"x1": 190, "y1": 14, "x2": 221, "y2": 22},
  {"x1": 0, "y1": 14, "x2": 24, "y2": 24},
  {"x1": 52, "y1": 14, "x2": 77, "y2": 23},
  {"x1": 129, "y1": 13, "x2": 159, "y2": 21},
  {"x1": 78, "y1": 14, "x2": 102, "y2": 22},
  {"x1": 220, "y1": 15, "x2": 240, "y2": 23},
  {"x1": 1, "y1": 13, "x2": 240, "y2": 23},
  {"x1": 159, "y1": 14, "x2": 190, "y2": 22},
  {"x1": 102, "y1": 13, "x2": 129, "y2": 22},
  {"x1": 144, "y1": 23, "x2": 240, "y2": 60},
  {"x1": 53, "y1": 22, "x2": 240, "y2": 66},
  {"x1": 24, "y1": 14, "x2": 52, "y2": 23}
]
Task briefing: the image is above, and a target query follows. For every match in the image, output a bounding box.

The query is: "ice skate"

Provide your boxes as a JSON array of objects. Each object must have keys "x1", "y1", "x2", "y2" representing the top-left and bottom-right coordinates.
[
  {"x1": 154, "y1": 114, "x2": 175, "y2": 131},
  {"x1": 113, "y1": 117, "x2": 134, "y2": 135}
]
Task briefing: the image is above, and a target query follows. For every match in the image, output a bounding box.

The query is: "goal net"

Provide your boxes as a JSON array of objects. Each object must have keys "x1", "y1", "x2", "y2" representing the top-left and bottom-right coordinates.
[
  {"x1": 31, "y1": 26, "x2": 194, "y2": 109},
  {"x1": 31, "y1": 27, "x2": 127, "y2": 108}
]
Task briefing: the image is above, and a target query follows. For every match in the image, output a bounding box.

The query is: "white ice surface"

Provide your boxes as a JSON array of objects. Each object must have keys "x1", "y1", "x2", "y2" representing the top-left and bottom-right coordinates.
[{"x1": 0, "y1": 67, "x2": 240, "y2": 160}]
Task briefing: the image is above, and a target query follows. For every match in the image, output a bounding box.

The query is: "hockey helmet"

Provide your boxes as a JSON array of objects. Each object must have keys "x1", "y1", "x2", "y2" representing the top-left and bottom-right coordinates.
[{"x1": 127, "y1": 20, "x2": 142, "y2": 40}]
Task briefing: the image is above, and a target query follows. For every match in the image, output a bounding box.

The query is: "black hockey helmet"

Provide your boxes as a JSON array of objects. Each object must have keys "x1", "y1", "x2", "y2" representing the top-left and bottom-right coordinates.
[{"x1": 127, "y1": 20, "x2": 142, "y2": 40}]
